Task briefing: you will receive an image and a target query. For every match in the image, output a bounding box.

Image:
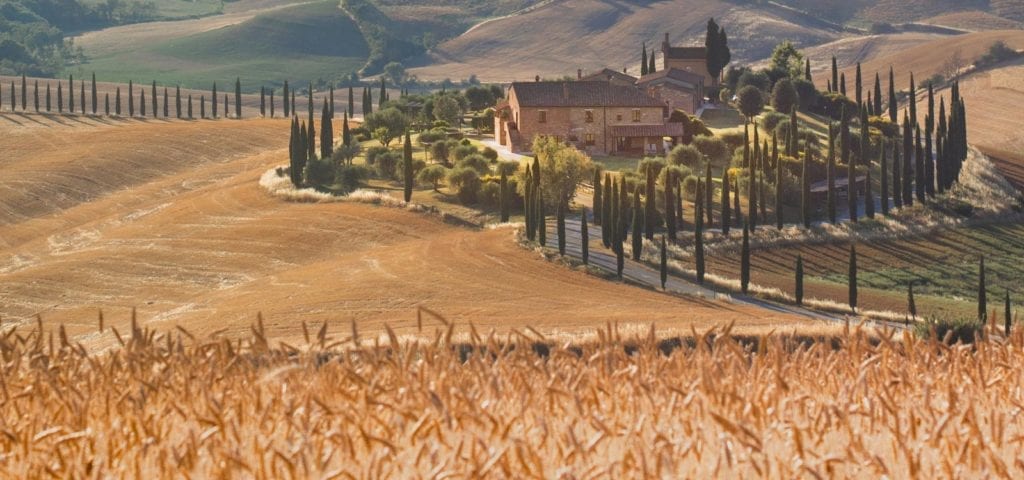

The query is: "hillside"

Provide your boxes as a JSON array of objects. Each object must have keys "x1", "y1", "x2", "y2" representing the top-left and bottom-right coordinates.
[
  {"x1": 409, "y1": 0, "x2": 840, "y2": 83},
  {"x1": 0, "y1": 114, "x2": 809, "y2": 342}
]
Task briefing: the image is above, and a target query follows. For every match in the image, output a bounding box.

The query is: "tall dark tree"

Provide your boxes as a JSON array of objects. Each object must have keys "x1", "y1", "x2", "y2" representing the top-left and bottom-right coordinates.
[
  {"x1": 538, "y1": 188, "x2": 546, "y2": 247},
  {"x1": 270, "y1": 89, "x2": 275, "y2": 118},
  {"x1": 187, "y1": 95, "x2": 193, "y2": 119},
  {"x1": 225, "y1": 94, "x2": 230, "y2": 122},
  {"x1": 865, "y1": 151, "x2": 875, "y2": 219},
  {"x1": 795, "y1": 254, "x2": 804, "y2": 305},
  {"x1": 321, "y1": 100, "x2": 334, "y2": 159},
  {"x1": 705, "y1": 19, "x2": 731, "y2": 82},
  {"x1": 201, "y1": 96, "x2": 206, "y2": 119},
  {"x1": 908, "y1": 73, "x2": 917, "y2": 127},
  {"x1": 557, "y1": 200, "x2": 567, "y2": 256},
  {"x1": 308, "y1": 82, "x2": 314, "y2": 127},
  {"x1": 115, "y1": 87, "x2": 121, "y2": 115},
  {"x1": 831, "y1": 56, "x2": 838, "y2": 93},
  {"x1": 888, "y1": 67, "x2": 897, "y2": 123},
  {"x1": 32, "y1": 80, "x2": 38, "y2": 112},
  {"x1": 260, "y1": 87, "x2": 266, "y2": 117},
  {"x1": 593, "y1": 169, "x2": 603, "y2": 226},
  {"x1": 91, "y1": 73, "x2": 97, "y2": 114},
  {"x1": 695, "y1": 180, "x2": 705, "y2": 284},
  {"x1": 602, "y1": 174, "x2": 613, "y2": 247},
  {"x1": 721, "y1": 170, "x2": 731, "y2": 235},
  {"x1": 9, "y1": 81, "x2": 14, "y2": 112},
  {"x1": 212, "y1": 82, "x2": 219, "y2": 118},
  {"x1": 68, "y1": 74, "x2": 73, "y2": 112},
  {"x1": 175, "y1": 86, "x2": 182, "y2": 118},
  {"x1": 329, "y1": 84, "x2": 335, "y2": 116},
  {"x1": 128, "y1": 80, "x2": 134, "y2": 117},
  {"x1": 848, "y1": 243, "x2": 858, "y2": 313},
  {"x1": 902, "y1": 112, "x2": 913, "y2": 206},
  {"x1": 855, "y1": 62, "x2": 863, "y2": 107},
  {"x1": 840, "y1": 72, "x2": 846, "y2": 96},
  {"x1": 880, "y1": 138, "x2": 889, "y2": 215},
  {"x1": 45, "y1": 83, "x2": 50, "y2": 112},
  {"x1": 740, "y1": 222, "x2": 750, "y2": 293},
  {"x1": 873, "y1": 72, "x2": 882, "y2": 118},
  {"x1": 664, "y1": 169, "x2": 677, "y2": 240},
  {"x1": 162, "y1": 88, "x2": 168, "y2": 117},
  {"x1": 402, "y1": 131, "x2": 413, "y2": 203},
  {"x1": 525, "y1": 167, "x2": 535, "y2": 241},
  {"x1": 151, "y1": 81, "x2": 157, "y2": 118},
  {"x1": 914, "y1": 125, "x2": 925, "y2": 202},
  {"x1": 775, "y1": 135, "x2": 783, "y2": 229},
  {"x1": 827, "y1": 123, "x2": 837, "y2": 223},
  {"x1": 805, "y1": 58, "x2": 812, "y2": 82},
  {"x1": 632, "y1": 189, "x2": 643, "y2": 261},
  {"x1": 79, "y1": 80, "x2": 84, "y2": 114},
  {"x1": 499, "y1": 169, "x2": 510, "y2": 222},
  {"x1": 581, "y1": 207, "x2": 589, "y2": 265},
  {"x1": 1006, "y1": 290, "x2": 1012, "y2": 337},
  {"x1": 21, "y1": 74, "x2": 26, "y2": 110},
  {"x1": 348, "y1": 86, "x2": 354, "y2": 118},
  {"x1": 235, "y1": 78, "x2": 242, "y2": 118},
  {"x1": 748, "y1": 126, "x2": 758, "y2": 229},
  {"x1": 104, "y1": 93, "x2": 109, "y2": 116},
  {"x1": 57, "y1": 82, "x2": 62, "y2": 113},
  {"x1": 342, "y1": 112, "x2": 351, "y2": 146},
  {"x1": 936, "y1": 98, "x2": 947, "y2": 192},
  {"x1": 925, "y1": 83, "x2": 935, "y2": 198},
  {"x1": 705, "y1": 163, "x2": 714, "y2": 228},
  {"x1": 759, "y1": 140, "x2": 768, "y2": 222},
  {"x1": 648, "y1": 52, "x2": 656, "y2": 75},
  {"x1": 641, "y1": 41, "x2": 649, "y2": 76},
  {"x1": 644, "y1": 166, "x2": 656, "y2": 240},
  {"x1": 979, "y1": 255, "x2": 987, "y2": 321},
  {"x1": 306, "y1": 112, "x2": 316, "y2": 161},
  {"x1": 282, "y1": 81, "x2": 289, "y2": 117},
  {"x1": 734, "y1": 175, "x2": 742, "y2": 228},
  {"x1": 801, "y1": 149, "x2": 811, "y2": 228},
  {"x1": 139, "y1": 89, "x2": 145, "y2": 117},
  {"x1": 291, "y1": 88, "x2": 296, "y2": 118},
  {"x1": 378, "y1": 78, "x2": 387, "y2": 109},
  {"x1": 908, "y1": 283, "x2": 917, "y2": 322}
]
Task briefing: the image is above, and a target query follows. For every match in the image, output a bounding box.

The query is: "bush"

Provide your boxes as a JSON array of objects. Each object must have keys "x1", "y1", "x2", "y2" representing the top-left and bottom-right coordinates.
[
  {"x1": 479, "y1": 181, "x2": 501, "y2": 206},
  {"x1": 431, "y1": 141, "x2": 452, "y2": 165},
  {"x1": 482, "y1": 147, "x2": 499, "y2": 162},
  {"x1": 719, "y1": 131, "x2": 746, "y2": 152},
  {"x1": 813, "y1": 92, "x2": 857, "y2": 121},
  {"x1": 637, "y1": 157, "x2": 666, "y2": 178},
  {"x1": 376, "y1": 151, "x2": 402, "y2": 179},
  {"x1": 350, "y1": 126, "x2": 370, "y2": 141},
  {"x1": 496, "y1": 161, "x2": 519, "y2": 176},
  {"x1": 869, "y1": 22, "x2": 896, "y2": 34},
  {"x1": 452, "y1": 144, "x2": 478, "y2": 163},
  {"x1": 668, "y1": 110, "x2": 713, "y2": 143},
  {"x1": 770, "y1": 78, "x2": 799, "y2": 115},
  {"x1": 365, "y1": 146, "x2": 389, "y2": 165},
  {"x1": 760, "y1": 111, "x2": 789, "y2": 132},
  {"x1": 667, "y1": 144, "x2": 702, "y2": 168},
  {"x1": 659, "y1": 164, "x2": 691, "y2": 185},
  {"x1": 417, "y1": 130, "x2": 446, "y2": 145},
  {"x1": 737, "y1": 70, "x2": 770, "y2": 93},
  {"x1": 418, "y1": 164, "x2": 448, "y2": 190},
  {"x1": 737, "y1": 86, "x2": 765, "y2": 119},
  {"x1": 914, "y1": 317, "x2": 983, "y2": 344},
  {"x1": 868, "y1": 116, "x2": 900, "y2": 137},
  {"x1": 412, "y1": 159, "x2": 427, "y2": 177},
  {"x1": 977, "y1": 41, "x2": 1020, "y2": 68},
  {"x1": 692, "y1": 135, "x2": 730, "y2": 166},
  {"x1": 792, "y1": 78, "x2": 818, "y2": 111},
  {"x1": 336, "y1": 164, "x2": 371, "y2": 192},
  {"x1": 448, "y1": 167, "x2": 482, "y2": 203},
  {"x1": 681, "y1": 175, "x2": 699, "y2": 200},
  {"x1": 457, "y1": 154, "x2": 490, "y2": 174},
  {"x1": 303, "y1": 157, "x2": 335, "y2": 187}
]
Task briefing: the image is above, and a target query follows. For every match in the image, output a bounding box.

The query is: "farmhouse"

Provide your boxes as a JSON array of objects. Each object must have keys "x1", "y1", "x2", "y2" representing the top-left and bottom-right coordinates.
[
  {"x1": 494, "y1": 81, "x2": 684, "y2": 156},
  {"x1": 661, "y1": 33, "x2": 716, "y2": 86}
]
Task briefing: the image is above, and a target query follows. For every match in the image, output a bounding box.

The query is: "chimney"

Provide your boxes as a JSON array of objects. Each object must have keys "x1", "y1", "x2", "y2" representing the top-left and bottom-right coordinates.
[
  {"x1": 535, "y1": 75, "x2": 540, "y2": 82},
  {"x1": 577, "y1": 69, "x2": 582, "y2": 80}
]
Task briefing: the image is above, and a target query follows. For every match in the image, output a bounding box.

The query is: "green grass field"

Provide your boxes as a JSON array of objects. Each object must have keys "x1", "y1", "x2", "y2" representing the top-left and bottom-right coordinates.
[
  {"x1": 76, "y1": 1, "x2": 369, "y2": 90},
  {"x1": 78, "y1": 0, "x2": 227, "y2": 21}
]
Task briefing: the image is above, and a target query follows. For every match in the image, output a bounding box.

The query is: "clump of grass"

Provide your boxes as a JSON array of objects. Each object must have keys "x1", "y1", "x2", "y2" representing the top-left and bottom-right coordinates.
[{"x1": 914, "y1": 316, "x2": 985, "y2": 343}]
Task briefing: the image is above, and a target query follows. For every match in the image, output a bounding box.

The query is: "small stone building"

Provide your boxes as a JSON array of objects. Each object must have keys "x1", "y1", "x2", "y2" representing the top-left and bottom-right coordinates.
[
  {"x1": 661, "y1": 33, "x2": 716, "y2": 86},
  {"x1": 636, "y1": 68, "x2": 705, "y2": 115}
]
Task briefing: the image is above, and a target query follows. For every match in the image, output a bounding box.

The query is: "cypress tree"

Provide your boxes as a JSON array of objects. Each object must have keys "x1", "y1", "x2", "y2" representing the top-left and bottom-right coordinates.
[
  {"x1": 1006, "y1": 290, "x2": 1012, "y2": 337},
  {"x1": 538, "y1": 189, "x2": 546, "y2": 247},
  {"x1": 915, "y1": 125, "x2": 924, "y2": 202},
  {"x1": 665, "y1": 169, "x2": 676, "y2": 240},
  {"x1": 260, "y1": 87, "x2": 266, "y2": 117},
  {"x1": 632, "y1": 189, "x2": 643, "y2": 261},
  {"x1": 21, "y1": 74, "x2": 26, "y2": 110},
  {"x1": 342, "y1": 112, "x2": 351, "y2": 146},
  {"x1": 880, "y1": 138, "x2": 889, "y2": 215},
  {"x1": 188, "y1": 95, "x2": 193, "y2": 119},
  {"x1": 902, "y1": 112, "x2": 913, "y2": 206},
  {"x1": 740, "y1": 221, "x2": 750, "y2": 293},
  {"x1": 644, "y1": 166, "x2": 656, "y2": 240},
  {"x1": 68, "y1": 74, "x2": 74, "y2": 112},
  {"x1": 795, "y1": 254, "x2": 804, "y2": 305},
  {"x1": 329, "y1": 84, "x2": 335, "y2": 116},
  {"x1": 291, "y1": 89, "x2": 296, "y2": 118},
  {"x1": 128, "y1": 80, "x2": 134, "y2": 117},
  {"x1": 888, "y1": 67, "x2": 897, "y2": 123},
  {"x1": 848, "y1": 243, "x2": 857, "y2": 313},
  {"x1": 308, "y1": 83, "x2": 314, "y2": 127},
  {"x1": 139, "y1": 89, "x2": 145, "y2": 117},
  {"x1": 91, "y1": 73, "x2": 97, "y2": 114},
  {"x1": 307, "y1": 113, "x2": 316, "y2": 161},
  {"x1": 593, "y1": 169, "x2": 603, "y2": 226},
  {"x1": 759, "y1": 141, "x2": 768, "y2": 222},
  {"x1": 79, "y1": 80, "x2": 85, "y2": 114},
  {"x1": 748, "y1": 126, "x2": 758, "y2": 228},
  {"x1": 840, "y1": 72, "x2": 846, "y2": 96},
  {"x1": 641, "y1": 42, "x2": 649, "y2": 76},
  {"x1": 615, "y1": 204, "x2": 624, "y2": 280},
  {"x1": 557, "y1": 200, "x2": 566, "y2": 256},
  {"x1": 936, "y1": 98, "x2": 947, "y2": 191},
  {"x1": 403, "y1": 131, "x2": 413, "y2": 203},
  {"x1": 695, "y1": 180, "x2": 705, "y2": 284},
  {"x1": 743, "y1": 123, "x2": 750, "y2": 167},
  {"x1": 225, "y1": 94, "x2": 229, "y2": 121},
  {"x1": 925, "y1": 84, "x2": 935, "y2": 198},
  {"x1": 908, "y1": 283, "x2": 917, "y2": 322},
  {"x1": 721, "y1": 170, "x2": 731, "y2": 235},
  {"x1": 8, "y1": 81, "x2": 13, "y2": 112},
  {"x1": 775, "y1": 138, "x2": 783, "y2": 229},
  {"x1": 581, "y1": 207, "x2": 589, "y2": 265},
  {"x1": 648, "y1": 52, "x2": 656, "y2": 75},
  {"x1": 212, "y1": 82, "x2": 218, "y2": 118},
  {"x1": 705, "y1": 163, "x2": 714, "y2": 228},
  {"x1": 163, "y1": 88, "x2": 168, "y2": 117},
  {"x1": 619, "y1": 180, "x2": 628, "y2": 241},
  {"x1": 201, "y1": 96, "x2": 206, "y2": 119},
  {"x1": 57, "y1": 82, "x2": 62, "y2": 113},
  {"x1": 659, "y1": 235, "x2": 668, "y2": 290},
  {"x1": 831, "y1": 56, "x2": 838, "y2": 93},
  {"x1": 151, "y1": 81, "x2": 157, "y2": 118},
  {"x1": 236, "y1": 78, "x2": 242, "y2": 118},
  {"x1": 298, "y1": 121, "x2": 309, "y2": 182},
  {"x1": 348, "y1": 86, "x2": 354, "y2": 118},
  {"x1": 602, "y1": 174, "x2": 613, "y2": 247},
  {"x1": 32, "y1": 80, "x2": 38, "y2": 112},
  {"x1": 908, "y1": 73, "x2": 917, "y2": 127},
  {"x1": 788, "y1": 107, "x2": 798, "y2": 157},
  {"x1": 172, "y1": 86, "x2": 179, "y2": 118},
  {"x1": 115, "y1": 87, "x2": 121, "y2": 115},
  {"x1": 734, "y1": 174, "x2": 742, "y2": 228},
  {"x1": 379, "y1": 78, "x2": 386, "y2": 109},
  {"x1": 45, "y1": 83, "x2": 50, "y2": 112},
  {"x1": 322, "y1": 100, "x2": 334, "y2": 159},
  {"x1": 282, "y1": 81, "x2": 289, "y2": 117},
  {"x1": 801, "y1": 149, "x2": 811, "y2": 228},
  {"x1": 979, "y1": 255, "x2": 987, "y2": 321},
  {"x1": 865, "y1": 152, "x2": 875, "y2": 218},
  {"x1": 805, "y1": 58, "x2": 812, "y2": 82},
  {"x1": 499, "y1": 169, "x2": 509, "y2": 222},
  {"x1": 270, "y1": 89, "x2": 275, "y2": 118},
  {"x1": 873, "y1": 72, "x2": 882, "y2": 118},
  {"x1": 892, "y1": 134, "x2": 902, "y2": 208},
  {"x1": 525, "y1": 167, "x2": 535, "y2": 241},
  {"x1": 104, "y1": 93, "x2": 109, "y2": 116},
  {"x1": 855, "y1": 62, "x2": 862, "y2": 107},
  {"x1": 676, "y1": 179, "x2": 683, "y2": 231}
]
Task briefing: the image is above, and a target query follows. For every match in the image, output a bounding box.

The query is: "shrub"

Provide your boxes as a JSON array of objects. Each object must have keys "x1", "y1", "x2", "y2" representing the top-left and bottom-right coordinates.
[
  {"x1": 737, "y1": 86, "x2": 765, "y2": 119},
  {"x1": 496, "y1": 161, "x2": 519, "y2": 176},
  {"x1": 869, "y1": 22, "x2": 896, "y2": 34},
  {"x1": 448, "y1": 167, "x2": 482, "y2": 203},
  {"x1": 417, "y1": 130, "x2": 446, "y2": 145},
  {"x1": 637, "y1": 157, "x2": 666, "y2": 179},
  {"x1": 719, "y1": 87, "x2": 732, "y2": 103},
  {"x1": 914, "y1": 317, "x2": 983, "y2": 344},
  {"x1": 482, "y1": 147, "x2": 499, "y2": 162},
  {"x1": 457, "y1": 154, "x2": 490, "y2": 174},
  {"x1": 418, "y1": 164, "x2": 448, "y2": 191},
  {"x1": 719, "y1": 131, "x2": 746, "y2": 152},
  {"x1": 525, "y1": 136, "x2": 595, "y2": 208},
  {"x1": 737, "y1": 70, "x2": 770, "y2": 93},
  {"x1": 977, "y1": 41, "x2": 1020, "y2": 68},
  {"x1": 868, "y1": 116, "x2": 900, "y2": 137},
  {"x1": 376, "y1": 151, "x2": 402, "y2": 179},
  {"x1": 770, "y1": 78, "x2": 799, "y2": 115},
  {"x1": 667, "y1": 144, "x2": 702, "y2": 168},
  {"x1": 365, "y1": 146, "x2": 389, "y2": 165},
  {"x1": 792, "y1": 78, "x2": 818, "y2": 111},
  {"x1": 682, "y1": 174, "x2": 699, "y2": 199},
  {"x1": 760, "y1": 111, "x2": 789, "y2": 132},
  {"x1": 668, "y1": 110, "x2": 713, "y2": 143},
  {"x1": 452, "y1": 144, "x2": 478, "y2": 163},
  {"x1": 303, "y1": 158, "x2": 335, "y2": 187},
  {"x1": 336, "y1": 164, "x2": 371, "y2": 192},
  {"x1": 479, "y1": 181, "x2": 501, "y2": 206},
  {"x1": 693, "y1": 136, "x2": 730, "y2": 166},
  {"x1": 431, "y1": 141, "x2": 452, "y2": 165},
  {"x1": 412, "y1": 159, "x2": 427, "y2": 177},
  {"x1": 813, "y1": 92, "x2": 857, "y2": 121}
]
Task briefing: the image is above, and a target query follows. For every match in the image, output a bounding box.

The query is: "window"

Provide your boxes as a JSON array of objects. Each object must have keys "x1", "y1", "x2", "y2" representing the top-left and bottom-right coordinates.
[
  {"x1": 585, "y1": 110, "x2": 594, "y2": 123},
  {"x1": 585, "y1": 134, "x2": 595, "y2": 146},
  {"x1": 632, "y1": 109, "x2": 641, "y2": 122},
  {"x1": 539, "y1": 110, "x2": 547, "y2": 123},
  {"x1": 616, "y1": 114, "x2": 623, "y2": 122}
]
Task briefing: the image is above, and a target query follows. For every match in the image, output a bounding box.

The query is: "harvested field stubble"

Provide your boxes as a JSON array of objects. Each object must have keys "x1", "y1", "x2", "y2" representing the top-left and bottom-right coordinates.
[{"x1": 2, "y1": 319, "x2": 1023, "y2": 478}]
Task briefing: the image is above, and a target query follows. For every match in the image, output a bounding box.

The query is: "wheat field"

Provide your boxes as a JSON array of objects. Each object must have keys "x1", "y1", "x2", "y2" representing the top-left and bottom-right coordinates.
[{"x1": 1, "y1": 316, "x2": 1021, "y2": 478}]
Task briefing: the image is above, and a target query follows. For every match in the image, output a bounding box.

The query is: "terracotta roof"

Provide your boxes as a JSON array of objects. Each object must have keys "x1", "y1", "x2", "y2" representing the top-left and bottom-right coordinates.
[
  {"x1": 580, "y1": 68, "x2": 638, "y2": 84},
  {"x1": 636, "y1": 68, "x2": 705, "y2": 87},
  {"x1": 510, "y1": 81, "x2": 665, "y2": 108},
  {"x1": 664, "y1": 46, "x2": 706, "y2": 60},
  {"x1": 608, "y1": 124, "x2": 685, "y2": 138}
]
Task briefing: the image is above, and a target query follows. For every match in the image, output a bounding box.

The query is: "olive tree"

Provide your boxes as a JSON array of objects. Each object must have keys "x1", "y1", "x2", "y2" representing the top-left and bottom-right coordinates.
[{"x1": 364, "y1": 107, "x2": 410, "y2": 148}]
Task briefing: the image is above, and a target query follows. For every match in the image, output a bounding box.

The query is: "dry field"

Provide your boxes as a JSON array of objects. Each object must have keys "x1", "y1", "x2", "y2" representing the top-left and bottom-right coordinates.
[
  {"x1": 922, "y1": 11, "x2": 1024, "y2": 31},
  {"x1": 0, "y1": 115, "x2": 811, "y2": 349},
  {"x1": 1, "y1": 318, "x2": 1021, "y2": 477},
  {"x1": 408, "y1": 0, "x2": 838, "y2": 83}
]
